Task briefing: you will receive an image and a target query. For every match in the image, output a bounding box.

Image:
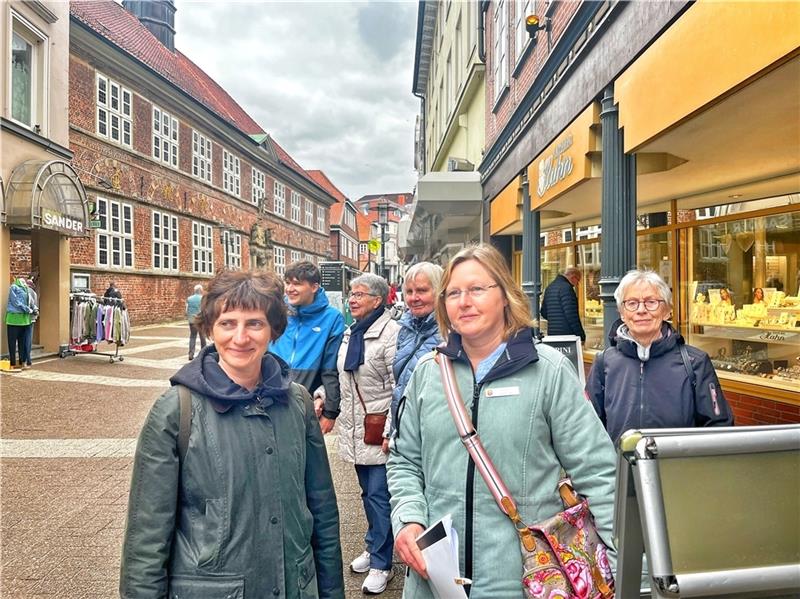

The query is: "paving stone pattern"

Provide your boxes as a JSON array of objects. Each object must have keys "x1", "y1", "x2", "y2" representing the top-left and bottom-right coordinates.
[{"x1": 0, "y1": 326, "x2": 404, "y2": 598}]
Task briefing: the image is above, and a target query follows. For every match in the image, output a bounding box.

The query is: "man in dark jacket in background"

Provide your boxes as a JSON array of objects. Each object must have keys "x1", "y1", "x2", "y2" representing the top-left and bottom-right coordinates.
[{"x1": 541, "y1": 266, "x2": 586, "y2": 342}]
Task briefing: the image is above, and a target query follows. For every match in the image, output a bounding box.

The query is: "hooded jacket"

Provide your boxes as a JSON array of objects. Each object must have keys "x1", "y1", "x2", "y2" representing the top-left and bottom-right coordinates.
[
  {"x1": 6, "y1": 278, "x2": 32, "y2": 326},
  {"x1": 120, "y1": 346, "x2": 344, "y2": 599},
  {"x1": 336, "y1": 309, "x2": 400, "y2": 465},
  {"x1": 390, "y1": 311, "x2": 441, "y2": 434},
  {"x1": 387, "y1": 328, "x2": 616, "y2": 599},
  {"x1": 540, "y1": 274, "x2": 586, "y2": 341},
  {"x1": 270, "y1": 288, "x2": 345, "y2": 419},
  {"x1": 585, "y1": 319, "x2": 733, "y2": 445}
]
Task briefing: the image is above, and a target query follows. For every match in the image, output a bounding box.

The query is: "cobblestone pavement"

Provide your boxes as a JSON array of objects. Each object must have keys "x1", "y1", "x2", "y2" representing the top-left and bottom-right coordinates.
[{"x1": 1, "y1": 326, "x2": 404, "y2": 598}]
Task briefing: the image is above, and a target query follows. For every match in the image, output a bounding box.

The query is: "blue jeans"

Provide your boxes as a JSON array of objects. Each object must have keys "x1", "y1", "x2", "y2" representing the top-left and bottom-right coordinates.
[{"x1": 355, "y1": 464, "x2": 394, "y2": 570}]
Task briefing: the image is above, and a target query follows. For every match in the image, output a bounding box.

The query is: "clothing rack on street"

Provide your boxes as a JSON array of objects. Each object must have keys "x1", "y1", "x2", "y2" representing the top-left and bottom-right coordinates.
[{"x1": 60, "y1": 292, "x2": 130, "y2": 363}]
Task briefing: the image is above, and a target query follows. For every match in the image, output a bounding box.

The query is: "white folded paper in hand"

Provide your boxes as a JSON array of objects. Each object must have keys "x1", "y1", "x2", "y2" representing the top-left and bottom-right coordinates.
[{"x1": 415, "y1": 514, "x2": 468, "y2": 599}]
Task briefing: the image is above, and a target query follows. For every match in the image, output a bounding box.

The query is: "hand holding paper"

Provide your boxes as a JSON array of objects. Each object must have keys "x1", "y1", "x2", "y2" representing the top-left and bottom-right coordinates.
[{"x1": 415, "y1": 514, "x2": 468, "y2": 599}]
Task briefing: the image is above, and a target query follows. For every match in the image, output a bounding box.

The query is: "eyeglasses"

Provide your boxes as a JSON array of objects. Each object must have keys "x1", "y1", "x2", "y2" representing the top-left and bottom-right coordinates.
[
  {"x1": 622, "y1": 298, "x2": 665, "y2": 312},
  {"x1": 443, "y1": 284, "x2": 499, "y2": 302},
  {"x1": 348, "y1": 291, "x2": 378, "y2": 301}
]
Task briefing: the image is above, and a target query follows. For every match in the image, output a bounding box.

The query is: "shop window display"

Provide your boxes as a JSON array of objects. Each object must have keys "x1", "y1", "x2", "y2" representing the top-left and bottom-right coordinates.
[
  {"x1": 540, "y1": 244, "x2": 574, "y2": 335},
  {"x1": 577, "y1": 241, "x2": 603, "y2": 350},
  {"x1": 685, "y1": 211, "x2": 800, "y2": 392}
]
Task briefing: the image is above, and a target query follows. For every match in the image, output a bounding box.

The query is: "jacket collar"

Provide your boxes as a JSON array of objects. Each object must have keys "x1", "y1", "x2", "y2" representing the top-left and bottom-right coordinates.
[
  {"x1": 438, "y1": 327, "x2": 539, "y2": 384},
  {"x1": 399, "y1": 310, "x2": 437, "y2": 333},
  {"x1": 289, "y1": 286, "x2": 330, "y2": 319},
  {"x1": 609, "y1": 319, "x2": 682, "y2": 360}
]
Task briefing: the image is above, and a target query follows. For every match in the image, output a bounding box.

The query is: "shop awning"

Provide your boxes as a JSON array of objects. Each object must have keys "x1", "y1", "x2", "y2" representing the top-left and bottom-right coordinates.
[{"x1": 5, "y1": 160, "x2": 89, "y2": 236}]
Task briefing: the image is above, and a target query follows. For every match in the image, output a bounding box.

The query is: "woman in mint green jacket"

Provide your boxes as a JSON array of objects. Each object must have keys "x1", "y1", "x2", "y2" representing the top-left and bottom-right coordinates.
[{"x1": 387, "y1": 244, "x2": 616, "y2": 599}]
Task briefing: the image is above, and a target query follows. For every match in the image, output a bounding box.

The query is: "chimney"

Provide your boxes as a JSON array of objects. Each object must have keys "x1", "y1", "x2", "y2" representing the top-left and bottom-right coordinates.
[{"x1": 122, "y1": 0, "x2": 177, "y2": 52}]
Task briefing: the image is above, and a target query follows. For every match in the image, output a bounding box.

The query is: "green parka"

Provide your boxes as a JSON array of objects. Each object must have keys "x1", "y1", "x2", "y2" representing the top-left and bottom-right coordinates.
[
  {"x1": 387, "y1": 329, "x2": 616, "y2": 598},
  {"x1": 120, "y1": 347, "x2": 344, "y2": 599}
]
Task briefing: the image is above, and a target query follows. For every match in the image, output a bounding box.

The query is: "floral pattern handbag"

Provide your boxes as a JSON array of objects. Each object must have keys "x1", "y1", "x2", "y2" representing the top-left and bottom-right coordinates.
[{"x1": 435, "y1": 351, "x2": 614, "y2": 599}]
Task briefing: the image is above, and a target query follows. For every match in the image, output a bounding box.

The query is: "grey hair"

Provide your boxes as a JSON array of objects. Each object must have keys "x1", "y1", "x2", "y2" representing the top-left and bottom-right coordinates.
[
  {"x1": 614, "y1": 269, "x2": 673, "y2": 310},
  {"x1": 404, "y1": 262, "x2": 444, "y2": 294},
  {"x1": 563, "y1": 266, "x2": 581, "y2": 278},
  {"x1": 194, "y1": 284, "x2": 204, "y2": 293},
  {"x1": 350, "y1": 273, "x2": 390, "y2": 304}
]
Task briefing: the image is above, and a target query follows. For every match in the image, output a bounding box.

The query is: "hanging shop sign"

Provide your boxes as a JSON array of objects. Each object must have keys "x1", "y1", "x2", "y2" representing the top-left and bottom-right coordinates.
[{"x1": 40, "y1": 207, "x2": 85, "y2": 235}]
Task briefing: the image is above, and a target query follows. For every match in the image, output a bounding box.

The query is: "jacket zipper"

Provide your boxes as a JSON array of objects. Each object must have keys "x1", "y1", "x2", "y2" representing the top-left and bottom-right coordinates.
[
  {"x1": 638, "y1": 361, "x2": 645, "y2": 428},
  {"x1": 464, "y1": 380, "x2": 482, "y2": 592}
]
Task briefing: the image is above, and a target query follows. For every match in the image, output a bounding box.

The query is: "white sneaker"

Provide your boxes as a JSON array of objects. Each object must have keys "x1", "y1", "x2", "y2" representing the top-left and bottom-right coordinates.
[
  {"x1": 349, "y1": 550, "x2": 371, "y2": 573},
  {"x1": 362, "y1": 568, "x2": 394, "y2": 594}
]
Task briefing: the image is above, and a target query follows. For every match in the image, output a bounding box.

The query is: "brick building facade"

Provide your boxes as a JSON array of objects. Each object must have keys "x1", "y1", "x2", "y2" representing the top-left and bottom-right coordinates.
[{"x1": 65, "y1": 0, "x2": 336, "y2": 326}]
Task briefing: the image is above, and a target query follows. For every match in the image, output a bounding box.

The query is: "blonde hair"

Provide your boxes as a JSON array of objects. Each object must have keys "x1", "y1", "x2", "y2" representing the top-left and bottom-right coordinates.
[{"x1": 435, "y1": 244, "x2": 532, "y2": 342}]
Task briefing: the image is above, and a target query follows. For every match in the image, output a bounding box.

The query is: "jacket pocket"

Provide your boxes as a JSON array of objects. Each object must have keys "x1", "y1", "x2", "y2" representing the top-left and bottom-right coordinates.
[
  {"x1": 169, "y1": 574, "x2": 244, "y2": 598},
  {"x1": 197, "y1": 498, "x2": 226, "y2": 568},
  {"x1": 297, "y1": 547, "x2": 319, "y2": 598}
]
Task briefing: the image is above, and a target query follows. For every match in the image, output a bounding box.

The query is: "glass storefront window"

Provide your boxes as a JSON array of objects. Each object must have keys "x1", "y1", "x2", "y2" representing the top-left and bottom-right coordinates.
[
  {"x1": 540, "y1": 245, "x2": 575, "y2": 335},
  {"x1": 684, "y1": 210, "x2": 800, "y2": 392},
  {"x1": 576, "y1": 241, "x2": 603, "y2": 350},
  {"x1": 638, "y1": 231, "x2": 673, "y2": 289}
]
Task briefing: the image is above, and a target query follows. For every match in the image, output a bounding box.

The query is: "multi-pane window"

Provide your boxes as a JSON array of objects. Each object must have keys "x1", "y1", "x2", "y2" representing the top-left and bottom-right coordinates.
[
  {"x1": 192, "y1": 130, "x2": 213, "y2": 183},
  {"x1": 290, "y1": 250, "x2": 301, "y2": 265},
  {"x1": 96, "y1": 197, "x2": 133, "y2": 268},
  {"x1": 493, "y1": 0, "x2": 508, "y2": 102},
  {"x1": 291, "y1": 191, "x2": 302, "y2": 223},
  {"x1": 10, "y1": 12, "x2": 47, "y2": 132},
  {"x1": 359, "y1": 243, "x2": 368, "y2": 255},
  {"x1": 97, "y1": 72, "x2": 132, "y2": 147},
  {"x1": 274, "y1": 181, "x2": 286, "y2": 217},
  {"x1": 514, "y1": 0, "x2": 532, "y2": 65},
  {"x1": 316, "y1": 206, "x2": 326, "y2": 232},
  {"x1": 152, "y1": 210, "x2": 179, "y2": 271},
  {"x1": 304, "y1": 199, "x2": 314, "y2": 228},
  {"x1": 152, "y1": 106, "x2": 178, "y2": 168},
  {"x1": 223, "y1": 230, "x2": 242, "y2": 270},
  {"x1": 192, "y1": 221, "x2": 214, "y2": 274},
  {"x1": 305, "y1": 253, "x2": 315, "y2": 264},
  {"x1": 222, "y1": 149, "x2": 240, "y2": 197},
  {"x1": 274, "y1": 246, "x2": 286, "y2": 276},
  {"x1": 252, "y1": 168, "x2": 265, "y2": 207},
  {"x1": 344, "y1": 208, "x2": 356, "y2": 230}
]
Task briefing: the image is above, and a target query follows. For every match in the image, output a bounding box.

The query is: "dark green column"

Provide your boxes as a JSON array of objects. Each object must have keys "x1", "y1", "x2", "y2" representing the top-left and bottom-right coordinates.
[
  {"x1": 521, "y1": 172, "x2": 542, "y2": 337},
  {"x1": 599, "y1": 85, "x2": 637, "y2": 343}
]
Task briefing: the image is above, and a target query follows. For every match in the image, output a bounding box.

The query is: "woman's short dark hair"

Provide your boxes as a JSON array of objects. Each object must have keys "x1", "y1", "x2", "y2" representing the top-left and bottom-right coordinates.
[{"x1": 196, "y1": 270, "x2": 287, "y2": 338}]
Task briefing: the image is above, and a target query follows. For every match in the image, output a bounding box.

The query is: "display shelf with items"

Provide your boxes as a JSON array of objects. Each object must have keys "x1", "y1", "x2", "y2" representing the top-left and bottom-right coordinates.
[{"x1": 584, "y1": 299, "x2": 605, "y2": 351}]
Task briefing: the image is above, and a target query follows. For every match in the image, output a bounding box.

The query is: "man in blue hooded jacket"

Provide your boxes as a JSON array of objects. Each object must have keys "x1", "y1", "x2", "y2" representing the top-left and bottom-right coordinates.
[{"x1": 271, "y1": 261, "x2": 345, "y2": 433}]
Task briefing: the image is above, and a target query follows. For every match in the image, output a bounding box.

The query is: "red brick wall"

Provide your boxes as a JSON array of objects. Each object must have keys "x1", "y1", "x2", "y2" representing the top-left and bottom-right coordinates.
[
  {"x1": 132, "y1": 94, "x2": 150, "y2": 156},
  {"x1": 69, "y1": 56, "x2": 94, "y2": 132},
  {"x1": 725, "y1": 391, "x2": 800, "y2": 425}
]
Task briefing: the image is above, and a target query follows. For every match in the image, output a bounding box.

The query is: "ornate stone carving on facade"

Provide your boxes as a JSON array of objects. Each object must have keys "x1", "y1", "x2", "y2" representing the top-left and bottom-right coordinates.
[{"x1": 249, "y1": 221, "x2": 273, "y2": 271}]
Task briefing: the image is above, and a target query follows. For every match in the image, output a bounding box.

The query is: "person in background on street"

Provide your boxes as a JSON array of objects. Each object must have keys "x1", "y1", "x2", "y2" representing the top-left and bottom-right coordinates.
[
  {"x1": 586, "y1": 269, "x2": 734, "y2": 446},
  {"x1": 25, "y1": 278, "x2": 39, "y2": 369},
  {"x1": 540, "y1": 266, "x2": 586, "y2": 342},
  {"x1": 120, "y1": 270, "x2": 344, "y2": 599},
  {"x1": 390, "y1": 262, "x2": 443, "y2": 436},
  {"x1": 104, "y1": 281, "x2": 122, "y2": 299},
  {"x1": 186, "y1": 284, "x2": 206, "y2": 360},
  {"x1": 387, "y1": 282, "x2": 398, "y2": 305},
  {"x1": 387, "y1": 244, "x2": 616, "y2": 598},
  {"x1": 337, "y1": 273, "x2": 400, "y2": 595},
  {"x1": 5, "y1": 275, "x2": 33, "y2": 371},
  {"x1": 270, "y1": 261, "x2": 345, "y2": 434}
]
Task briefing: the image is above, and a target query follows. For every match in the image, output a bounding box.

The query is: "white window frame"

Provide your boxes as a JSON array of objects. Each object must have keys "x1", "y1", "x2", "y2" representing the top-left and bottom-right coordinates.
[
  {"x1": 192, "y1": 130, "x2": 213, "y2": 183},
  {"x1": 493, "y1": 0, "x2": 508, "y2": 103},
  {"x1": 290, "y1": 250, "x2": 301, "y2": 265},
  {"x1": 222, "y1": 149, "x2": 241, "y2": 197},
  {"x1": 96, "y1": 197, "x2": 134, "y2": 268},
  {"x1": 9, "y1": 11, "x2": 49, "y2": 133},
  {"x1": 344, "y1": 208, "x2": 356, "y2": 230},
  {"x1": 359, "y1": 242, "x2": 368, "y2": 255},
  {"x1": 192, "y1": 221, "x2": 214, "y2": 274},
  {"x1": 222, "y1": 230, "x2": 242, "y2": 270},
  {"x1": 274, "y1": 246, "x2": 286, "y2": 276},
  {"x1": 152, "y1": 210, "x2": 179, "y2": 272},
  {"x1": 304, "y1": 252, "x2": 315, "y2": 264},
  {"x1": 251, "y1": 168, "x2": 265, "y2": 207},
  {"x1": 514, "y1": 0, "x2": 532, "y2": 66},
  {"x1": 96, "y1": 72, "x2": 132, "y2": 147},
  {"x1": 316, "y1": 206, "x2": 326, "y2": 232},
  {"x1": 274, "y1": 181, "x2": 286, "y2": 217},
  {"x1": 304, "y1": 199, "x2": 314, "y2": 228},
  {"x1": 152, "y1": 105, "x2": 179, "y2": 168},
  {"x1": 291, "y1": 191, "x2": 302, "y2": 223}
]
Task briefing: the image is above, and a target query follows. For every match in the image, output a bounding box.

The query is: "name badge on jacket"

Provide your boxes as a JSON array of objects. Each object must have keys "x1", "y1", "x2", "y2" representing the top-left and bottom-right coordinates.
[{"x1": 485, "y1": 386, "x2": 520, "y2": 398}]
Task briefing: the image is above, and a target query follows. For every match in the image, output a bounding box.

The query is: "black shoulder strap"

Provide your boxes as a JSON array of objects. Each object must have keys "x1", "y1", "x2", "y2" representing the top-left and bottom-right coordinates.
[
  {"x1": 177, "y1": 385, "x2": 192, "y2": 462},
  {"x1": 679, "y1": 344, "x2": 697, "y2": 396},
  {"x1": 596, "y1": 348, "x2": 607, "y2": 388}
]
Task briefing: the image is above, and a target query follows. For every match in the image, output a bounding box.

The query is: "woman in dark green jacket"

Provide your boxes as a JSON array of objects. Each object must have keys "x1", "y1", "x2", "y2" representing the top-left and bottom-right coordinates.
[{"x1": 120, "y1": 270, "x2": 344, "y2": 599}]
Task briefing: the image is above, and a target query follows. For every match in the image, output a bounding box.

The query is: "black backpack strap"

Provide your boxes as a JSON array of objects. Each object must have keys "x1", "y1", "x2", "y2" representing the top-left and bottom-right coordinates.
[
  {"x1": 679, "y1": 344, "x2": 697, "y2": 399},
  {"x1": 177, "y1": 385, "x2": 192, "y2": 462}
]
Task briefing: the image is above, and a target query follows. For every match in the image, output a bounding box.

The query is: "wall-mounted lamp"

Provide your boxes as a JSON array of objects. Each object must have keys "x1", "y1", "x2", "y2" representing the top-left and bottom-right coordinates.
[{"x1": 525, "y1": 14, "x2": 550, "y2": 43}]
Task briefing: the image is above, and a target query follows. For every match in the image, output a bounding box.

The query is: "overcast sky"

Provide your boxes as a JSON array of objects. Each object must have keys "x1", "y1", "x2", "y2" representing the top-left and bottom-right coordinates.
[{"x1": 174, "y1": 0, "x2": 419, "y2": 202}]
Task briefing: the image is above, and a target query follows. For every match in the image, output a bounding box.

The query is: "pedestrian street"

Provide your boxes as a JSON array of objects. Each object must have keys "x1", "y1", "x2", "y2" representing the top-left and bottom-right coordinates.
[{"x1": 0, "y1": 325, "x2": 403, "y2": 598}]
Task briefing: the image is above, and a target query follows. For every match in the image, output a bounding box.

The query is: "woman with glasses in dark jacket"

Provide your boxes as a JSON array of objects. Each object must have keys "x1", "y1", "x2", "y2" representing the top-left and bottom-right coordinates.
[{"x1": 586, "y1": 269, "x2": 734, "y2": 446}]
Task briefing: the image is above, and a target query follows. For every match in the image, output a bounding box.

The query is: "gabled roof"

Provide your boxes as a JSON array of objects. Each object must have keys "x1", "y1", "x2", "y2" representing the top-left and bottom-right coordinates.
[
  {"x1": 356, "y1": 211, "x2": 373, "y2": 242},
  {"x1": 268, "y1": 137, "x2": 319, "y2": 187},
  {"x1": 306, "y1": 170, "x2": 348, "y2": 204},
  {"x1": 329, "y1": 202, "x2": 344, "y2": 227},
  {"x1": 70, "y1": 0, "x2": 264, "y2": 135}
]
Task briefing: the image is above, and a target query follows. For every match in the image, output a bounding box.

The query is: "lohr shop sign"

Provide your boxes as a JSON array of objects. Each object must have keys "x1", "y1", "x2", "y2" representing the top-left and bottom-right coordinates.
[
  {"x1": 40, "y1": 207, "x2": 85, "y2": 236},
  {"x1": 537, "y1": 135, "x2": 574, "y2": 198}
]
